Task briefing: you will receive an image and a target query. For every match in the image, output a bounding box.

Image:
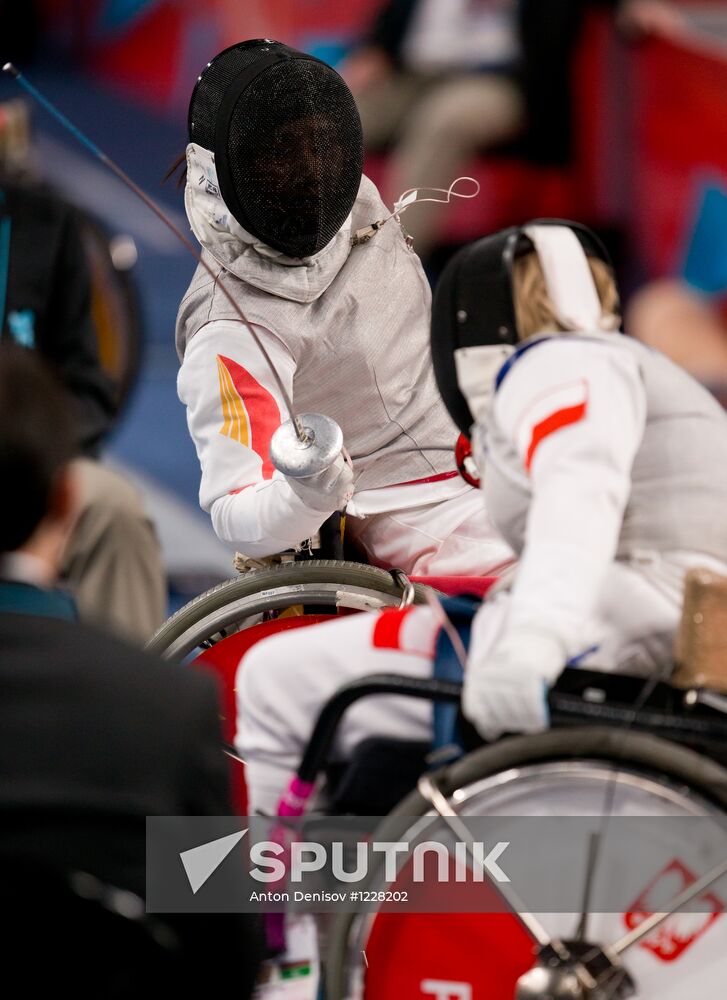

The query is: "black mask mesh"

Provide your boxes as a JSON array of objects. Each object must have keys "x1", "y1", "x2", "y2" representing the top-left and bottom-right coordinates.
[{"x1": 188, "y1": 40, "x2": 363, "y2": 259}]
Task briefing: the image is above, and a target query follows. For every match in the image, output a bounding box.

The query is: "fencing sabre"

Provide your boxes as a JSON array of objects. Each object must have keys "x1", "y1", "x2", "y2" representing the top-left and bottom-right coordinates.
[{"x1": 2, "y1": 61, "x2": 343, "y2": 477}]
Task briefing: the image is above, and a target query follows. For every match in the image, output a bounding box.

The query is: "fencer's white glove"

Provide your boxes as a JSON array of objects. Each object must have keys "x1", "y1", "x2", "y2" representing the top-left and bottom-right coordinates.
[
  {"x1": 284, "y1": 450, "x2": 354, "y2": 513},
  {"x1": 462, "y1": 628, "x2": 568, "y2": 742}
]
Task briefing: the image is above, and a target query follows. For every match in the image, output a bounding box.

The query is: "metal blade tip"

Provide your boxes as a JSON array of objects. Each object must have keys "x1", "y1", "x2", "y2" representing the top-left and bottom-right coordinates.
[{"x1": 2, "y1": 63, "x2": 20, "y2": 77}]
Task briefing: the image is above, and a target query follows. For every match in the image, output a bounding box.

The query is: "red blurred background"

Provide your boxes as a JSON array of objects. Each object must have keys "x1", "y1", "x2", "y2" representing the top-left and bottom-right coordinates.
[{"x1": 34, "y1": 0, "x2": 727, "y2": 293}]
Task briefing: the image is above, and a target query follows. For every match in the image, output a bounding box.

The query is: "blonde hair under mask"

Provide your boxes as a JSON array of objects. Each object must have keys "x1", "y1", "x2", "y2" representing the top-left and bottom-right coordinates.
[
  {"x1": 452, "y1": 224, "x2": 619, "y2": 428},
  {"x1": 522, "y1": 224, "x2": 616, "y2": 334}
]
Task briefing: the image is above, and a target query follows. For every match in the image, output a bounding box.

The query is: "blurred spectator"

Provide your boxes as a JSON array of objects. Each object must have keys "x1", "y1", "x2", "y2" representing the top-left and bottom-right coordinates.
[
  {"x1": 341, "y1": 0, "x2": 685, "y2": 265},
  {"x1": 0, "y1": 344, "x2": 220, "y2": 886},
  {"x1": 0, "y1": 104, "x2": 167, "y2": 642},
  {"x1": 0, "y1": 100, "x2": 32, "y2": 179},
  {"x1": 0, "y1": 344, "x2": 262, "y2": 994},
  {"x1": 627, "y1": 279, "x2": 727, "y2": 399}
]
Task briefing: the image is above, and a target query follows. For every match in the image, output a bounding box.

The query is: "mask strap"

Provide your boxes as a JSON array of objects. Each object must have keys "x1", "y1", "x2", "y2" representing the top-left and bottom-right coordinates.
[
  {"x1": 523, "y1": 224, "x2": 607, "y2": 333},
  {"x1": 352, "y1": 177, "x2": 480, "y2": 247}
]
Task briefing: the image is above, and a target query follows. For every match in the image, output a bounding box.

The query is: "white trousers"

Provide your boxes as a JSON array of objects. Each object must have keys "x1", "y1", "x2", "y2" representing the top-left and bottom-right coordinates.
[
  {"x1": 345, "y1": 486, "x2": 514, "y2": 577},
  {"x1": 236, "y1": 554, "x2": 713, "y2": 815}
]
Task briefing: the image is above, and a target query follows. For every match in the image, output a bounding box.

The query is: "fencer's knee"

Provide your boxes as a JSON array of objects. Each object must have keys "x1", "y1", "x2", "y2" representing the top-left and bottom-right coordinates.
[
  {"x1": 237, "y1": 642, "x2": 269, "y2": 706},
  {"x1": 236, "y1": 634, "x2": 295, "y2": 723}
]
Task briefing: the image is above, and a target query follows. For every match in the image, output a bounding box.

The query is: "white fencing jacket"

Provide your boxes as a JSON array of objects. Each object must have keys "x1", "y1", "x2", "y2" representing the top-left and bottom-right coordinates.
[
  {"x1": 176, "y1": 144, "x2": 464, "y2": 556},
  {"x1": 475, "y1": 332, "x2": 727, "y2": 662}
]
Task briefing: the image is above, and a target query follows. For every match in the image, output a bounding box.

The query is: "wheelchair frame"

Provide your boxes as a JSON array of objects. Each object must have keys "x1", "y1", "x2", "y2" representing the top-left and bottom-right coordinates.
[
  {"x1": 280, "y1": 669, "x2": 727, "y2": 1000},
  {"x1": 147, "y1": 559, "x2": 434, "y2": 660}
]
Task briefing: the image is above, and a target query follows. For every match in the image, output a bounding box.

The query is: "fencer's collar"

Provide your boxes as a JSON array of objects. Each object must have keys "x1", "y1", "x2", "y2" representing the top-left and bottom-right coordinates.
[
  {"x1": 184, "y1": 143, "x2": 354, "y2": 304},
  {"x1": 454, "y1": 343, "x2": 515, "y2": 426}
]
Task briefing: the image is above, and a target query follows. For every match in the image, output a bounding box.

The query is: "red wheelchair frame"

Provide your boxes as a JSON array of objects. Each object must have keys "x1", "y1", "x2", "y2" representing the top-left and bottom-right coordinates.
[
  {"x1": 188, "y1": 576, "x2": 727, "y2": 999},
  {"x1": 191, "y1": 575, "x2": 497, "y2": 814}
]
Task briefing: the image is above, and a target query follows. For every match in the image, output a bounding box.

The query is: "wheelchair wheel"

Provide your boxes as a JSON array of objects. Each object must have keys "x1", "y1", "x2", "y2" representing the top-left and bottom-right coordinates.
[
  {"x1": 146, "y1": 560, "x2": 434, "y2": 660},
  {"x1": 327, "y1": 727, "x2": 727, "y2": 1000}
]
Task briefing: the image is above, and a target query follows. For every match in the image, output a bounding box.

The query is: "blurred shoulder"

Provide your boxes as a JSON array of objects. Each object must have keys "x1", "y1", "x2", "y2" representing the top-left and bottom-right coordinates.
[
  {"x1": 1, "y1": 613, "x2": 216, "y2": 703},
  {"x1": 497, "y1": 333, "x2": 640, "y2": 390}
]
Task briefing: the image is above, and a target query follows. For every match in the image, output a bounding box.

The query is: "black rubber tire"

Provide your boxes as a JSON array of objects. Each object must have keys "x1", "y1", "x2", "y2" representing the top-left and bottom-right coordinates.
[
  {"x1": 390, "y1": 726, "x2": 727, "y2": 815},
  {"x1": 146, "y1": 559, "x2": 435, "y2": 658},
  {"x1": 325, "y1": 726, "x2": 727, "y2": 1000}
]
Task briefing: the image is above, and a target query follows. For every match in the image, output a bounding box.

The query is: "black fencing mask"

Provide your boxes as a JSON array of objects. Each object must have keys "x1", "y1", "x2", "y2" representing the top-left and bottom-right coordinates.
[
  {"x1": 188, "y1": 39, "x2": 364, "y2": 259},
  {"x1": 431, "y1": 220, "x2": 615, "y2": 435}
]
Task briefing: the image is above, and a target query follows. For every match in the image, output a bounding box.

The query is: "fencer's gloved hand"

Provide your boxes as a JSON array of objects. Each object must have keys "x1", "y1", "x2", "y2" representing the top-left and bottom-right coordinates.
[
  {"x1": 284, "y1": 451, "x2": 354, "y2": 513},
  {"x1": 462, "y1": 628, "x2": 567, "y2": 742}
]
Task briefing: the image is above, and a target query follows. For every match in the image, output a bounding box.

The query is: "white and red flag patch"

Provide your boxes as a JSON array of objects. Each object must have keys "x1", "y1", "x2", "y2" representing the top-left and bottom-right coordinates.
[
  {"x1": 623, "y1": 858, "x2": 724, "y2": 962},
  {"x1": 512, "y1": 378, "x2": 589, "y2": 472}
]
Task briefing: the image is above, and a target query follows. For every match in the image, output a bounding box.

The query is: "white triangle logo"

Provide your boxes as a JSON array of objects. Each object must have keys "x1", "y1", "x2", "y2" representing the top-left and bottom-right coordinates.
[{"x1": 180, "y1": 829, "x2": 247, "y2": 894}]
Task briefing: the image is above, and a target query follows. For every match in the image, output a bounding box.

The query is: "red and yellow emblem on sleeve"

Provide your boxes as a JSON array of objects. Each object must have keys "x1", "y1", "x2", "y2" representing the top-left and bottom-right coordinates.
[
  {"x1": 217, "y1": 355, "x2": 250, "y2": 445},
  {"x1": 216, "y1": 354, "x2": 280, "y2": 478}
]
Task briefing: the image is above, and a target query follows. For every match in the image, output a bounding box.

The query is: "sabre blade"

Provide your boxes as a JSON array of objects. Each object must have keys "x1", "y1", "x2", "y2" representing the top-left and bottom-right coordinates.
[{"x1": 3, "y1": 63, "x2": 309, "y2": 443}]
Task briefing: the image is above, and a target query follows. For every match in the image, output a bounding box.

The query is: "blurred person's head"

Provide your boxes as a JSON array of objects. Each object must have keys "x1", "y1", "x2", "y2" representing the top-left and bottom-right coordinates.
[
  {"x1": 0, "y1": 100, "x2": 33, "y2": 180},
  {"x1": 0, "y1": 345, "x2": 76, "y2": 573},
  {"x1": 627, "y1": 279, "x2": 727, "y2": 389},
  {"x1": 186, "y1": 39, "x2": 363, "y2": 259},
  {"x1": 431, "y1": 220, "x2": 620, "y2": 435}
]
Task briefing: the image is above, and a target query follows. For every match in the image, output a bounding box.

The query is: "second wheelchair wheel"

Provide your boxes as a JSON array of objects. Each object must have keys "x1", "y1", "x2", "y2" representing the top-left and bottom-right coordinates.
[
  {"x1": 146, "y1": 559, "x2": 435, "y2": 660},
  {"x1": 327, "y1": 727, "x2": 727, "y2": 1000}
]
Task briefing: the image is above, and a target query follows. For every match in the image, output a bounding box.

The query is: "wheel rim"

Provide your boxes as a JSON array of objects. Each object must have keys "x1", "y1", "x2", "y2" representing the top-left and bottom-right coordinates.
[
  {"x1": 341, "y1": 760, "x2": 727, "y2": 1000},
  {"x1": 159, "y1": 582, "x2": 413, "y2": 659}
]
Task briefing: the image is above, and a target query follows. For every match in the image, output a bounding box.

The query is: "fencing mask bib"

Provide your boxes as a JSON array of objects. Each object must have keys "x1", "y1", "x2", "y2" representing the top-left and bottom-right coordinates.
[{"x1": 188, "y1": 39, "x2": 364, "y2": 259}]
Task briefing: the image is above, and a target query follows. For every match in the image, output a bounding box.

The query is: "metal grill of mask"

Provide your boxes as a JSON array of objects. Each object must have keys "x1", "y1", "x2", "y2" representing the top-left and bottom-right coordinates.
[{"x1": 188, "y1": 40, "x2": 363, "y2": 259}]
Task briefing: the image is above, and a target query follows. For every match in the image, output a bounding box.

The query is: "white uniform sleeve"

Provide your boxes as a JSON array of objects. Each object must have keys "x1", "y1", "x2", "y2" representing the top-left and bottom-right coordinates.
[
  {"x1": 493, "y1": 338, "x2": 647, "y2": 659},
  {"x1": 177, "y1": 320, "x2": 332, "y2": 556}
]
